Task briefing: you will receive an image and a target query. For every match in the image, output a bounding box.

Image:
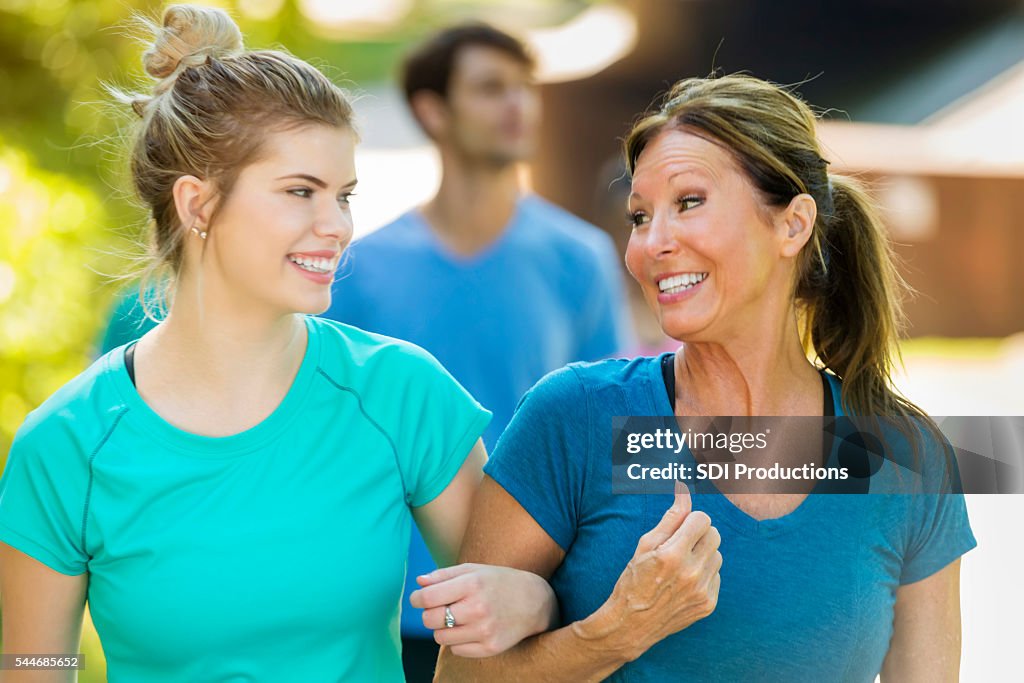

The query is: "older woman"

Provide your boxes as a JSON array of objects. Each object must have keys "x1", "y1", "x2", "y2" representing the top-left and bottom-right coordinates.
[{"x1": 424, "y1": 74, "x2": 975, "y2": 681}]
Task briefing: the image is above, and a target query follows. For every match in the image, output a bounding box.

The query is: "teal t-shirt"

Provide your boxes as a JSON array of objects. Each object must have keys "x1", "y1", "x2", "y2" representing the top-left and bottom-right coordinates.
[{"x1": 0, "y1": 315, "x2": 491, "y2": 682}]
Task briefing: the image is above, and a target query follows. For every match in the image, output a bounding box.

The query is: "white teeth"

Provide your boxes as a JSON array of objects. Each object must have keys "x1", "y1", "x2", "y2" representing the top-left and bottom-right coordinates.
[
  {"x1": 658, "y1": 272, "x2": 707, "y2": 293},
  {"x1": 289, "y1": 255, "x2": 334, "y2": 274}
]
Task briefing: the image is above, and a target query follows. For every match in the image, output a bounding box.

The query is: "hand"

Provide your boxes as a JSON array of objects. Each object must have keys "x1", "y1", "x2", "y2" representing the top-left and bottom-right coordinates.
[
  {"x1": 410, "y1": 563, "x2": 558, "y2": 657},
  {"x1": 582, "y1": 483, "x2": 722, "y2": 659}
]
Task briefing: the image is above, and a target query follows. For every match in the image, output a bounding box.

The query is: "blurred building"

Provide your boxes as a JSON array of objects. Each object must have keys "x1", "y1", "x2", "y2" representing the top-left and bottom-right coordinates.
[{"x1": 527, "y1": 0, "x2": 1024, "y2": 338}]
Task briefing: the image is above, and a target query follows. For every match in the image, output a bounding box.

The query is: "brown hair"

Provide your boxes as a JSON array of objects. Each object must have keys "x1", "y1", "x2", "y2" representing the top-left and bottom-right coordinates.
[
  {"x1": 113, "y1": 4, "x2": 355, "y2": 319},
  {"x1": 625, "y1": 74, "x2": 924, "y2": 420},
  {"x1": 401, "y1": 23, "x2": 533, "y2": 112}
]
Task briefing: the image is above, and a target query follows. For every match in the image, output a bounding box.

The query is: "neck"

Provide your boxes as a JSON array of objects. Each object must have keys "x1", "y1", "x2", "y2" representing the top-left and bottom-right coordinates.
[
  {"x1": 673, "y1": 309, "x2": 820, "y2": 416},
  {"x1": 141, "y1": 277, "x2": 307, "y2": 392},
  {"x1": 422, "y1": 149, "x2": 522, "y2": 256}
]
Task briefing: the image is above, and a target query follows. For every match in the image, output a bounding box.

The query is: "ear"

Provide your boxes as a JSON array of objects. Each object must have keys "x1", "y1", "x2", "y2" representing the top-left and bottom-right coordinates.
[
  {"x1": 172, "y1": 174, "x2": 216, "y2": 236},
  {"x1": 777, "y1": 193, "x2": 817, "y2": 258},
  {"x1": 410, "y1": 91, "x2": 449, "y2": 141}
]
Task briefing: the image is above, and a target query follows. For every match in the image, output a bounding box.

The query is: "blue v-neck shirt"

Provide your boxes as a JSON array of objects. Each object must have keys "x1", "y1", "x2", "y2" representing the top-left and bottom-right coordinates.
[{"x1": 485, "y1": 355, "x2": 976, "y2": 682}]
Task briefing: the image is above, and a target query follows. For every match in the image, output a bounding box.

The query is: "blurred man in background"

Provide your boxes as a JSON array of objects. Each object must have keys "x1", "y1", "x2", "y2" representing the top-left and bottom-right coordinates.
[{"x1": 324, "y1": 23, "x2": 630, "y2": 681}]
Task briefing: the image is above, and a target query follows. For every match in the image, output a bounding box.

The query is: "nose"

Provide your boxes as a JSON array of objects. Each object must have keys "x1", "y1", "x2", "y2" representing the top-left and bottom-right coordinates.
[
  {"x1": 507, "y1": 83, "x2": 537, "y2": 114},
  {"x1": 645, "y1": 212, "x2": 681, "y2": 260},
  {"x1": 313, "y1": 200, "x2": 354, "y2": 248}
]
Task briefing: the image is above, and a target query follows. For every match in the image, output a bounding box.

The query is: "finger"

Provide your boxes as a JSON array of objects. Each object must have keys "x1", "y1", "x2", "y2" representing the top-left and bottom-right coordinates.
[
  {"x1": 674, "y1": 479, "x2": 693, "y2": 516},
  {"x1": 661, "y1": 509, "x2": 712, "y2": 552},
  {"x1": 691, "y1": 524, "x2": 721, "y2": 557},
  {"x1": 421, "y1": 605, "x2": 448, "y2": 631},
  {"x1": 449, "y1": 642, "x2": 497, "y2": 659},
  {"x1": 409, "y1": 573, "x2": 476, "y2": 610},
  {"x1": 709, "y1": 571, "x2": 722, "y2": 601},
  {"x1": 433, "y1": 624, "x2": 476, "y2": 647},
  {"x1": 637, "y1": 482, "x2": 693, "y2": 552},
  {"x1": 416, "y1": 563, "x2": 477, "y2": 587},
  {"x1": 421, "y1": 602, "x2": 477, "y2": 632}
]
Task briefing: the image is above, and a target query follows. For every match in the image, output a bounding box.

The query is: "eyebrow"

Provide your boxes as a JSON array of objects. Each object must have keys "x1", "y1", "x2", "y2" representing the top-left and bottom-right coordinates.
[
  {"x1": 275, "y1": 174, "x2": 358, "y2": 189},
  {"x1": 629, "y1": 168, "x2": 711, "y2": 201}
]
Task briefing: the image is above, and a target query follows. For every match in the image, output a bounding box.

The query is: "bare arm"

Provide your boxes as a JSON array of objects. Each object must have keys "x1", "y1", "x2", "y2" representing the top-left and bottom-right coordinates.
[
  {"x1": 412, "y1": 439, "x2": 488, "y2": 567},
  {"x1": 434, "y1": 478, "x2": 721, "y2": 682},
  {"x1": 410, "y1": 441, "x2": 558, "y2": 657},
  {"x1": 880, "y1": 559, "x2": 962, "y2": 682},
  {"x1": 0, "y1": 543, "x2": 88, "y2": 683}
]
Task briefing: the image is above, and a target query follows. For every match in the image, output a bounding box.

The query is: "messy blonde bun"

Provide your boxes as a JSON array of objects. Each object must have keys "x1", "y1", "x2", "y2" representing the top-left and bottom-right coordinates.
[
  {"x1": 115, "y1": 3, "x2": 355, "y2": 321},
  {"x1": 142, "y1": 4, "x2": 243, "y2": 81}
]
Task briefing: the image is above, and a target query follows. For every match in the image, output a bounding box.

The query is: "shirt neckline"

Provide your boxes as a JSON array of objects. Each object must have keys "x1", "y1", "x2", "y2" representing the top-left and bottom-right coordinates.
[
  {"x1": 408, "y1": 195, "x2": 528, "y2": 267},
  {"x1": 107, "y1": 314, "x2": 321, "y2": 458},
  {"x1": 646, "y1": 353, "x2": 844, "y2": 537}
]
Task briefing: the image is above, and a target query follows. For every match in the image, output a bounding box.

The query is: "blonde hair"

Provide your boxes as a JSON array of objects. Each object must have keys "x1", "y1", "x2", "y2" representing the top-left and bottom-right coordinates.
[
  {"x1": 114, "y1": 4, "x2": 355, "y2": 319},
  {"x1": 625, "y1": 74, "x2": 924, "y2": 420}
]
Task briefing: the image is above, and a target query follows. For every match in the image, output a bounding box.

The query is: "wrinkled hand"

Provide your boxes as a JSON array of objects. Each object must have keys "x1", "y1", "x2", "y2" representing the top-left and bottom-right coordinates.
[
  {"x1": 410, "y1": 563, "x2": 557, "y2": 658},
  {"x1": 597, "y1": 483, "x2": 722, "y2": 654}
]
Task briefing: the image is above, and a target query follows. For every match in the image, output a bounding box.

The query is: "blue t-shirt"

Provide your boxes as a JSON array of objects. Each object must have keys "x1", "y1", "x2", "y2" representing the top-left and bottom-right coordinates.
[
  {"x1": 325, "y1": 194, "x2": 630, "y2": 637},
  {"x1": 0, "y1": 315, "x2": 490, "y2": 682},
  {"x1": 485, "y1": 355, "x2": 976, "y2": 682}
]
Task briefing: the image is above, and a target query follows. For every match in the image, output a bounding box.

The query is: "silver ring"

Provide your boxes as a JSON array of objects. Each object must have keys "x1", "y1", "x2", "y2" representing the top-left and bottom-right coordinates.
[{"x1": 444, "y1": 605, "x2": 456, "y2": 629}]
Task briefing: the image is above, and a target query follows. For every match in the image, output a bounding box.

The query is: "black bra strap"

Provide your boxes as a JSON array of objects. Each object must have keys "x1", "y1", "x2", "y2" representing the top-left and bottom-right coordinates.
[{"x1": 124, "y1": 341, "x2": 138, "y2": 387}]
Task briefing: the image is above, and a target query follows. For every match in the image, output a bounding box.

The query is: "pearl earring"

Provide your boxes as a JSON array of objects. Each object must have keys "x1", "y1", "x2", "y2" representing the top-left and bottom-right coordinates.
[{"x1": 190, "y1": 226, "x2": 208, "y2": 240}]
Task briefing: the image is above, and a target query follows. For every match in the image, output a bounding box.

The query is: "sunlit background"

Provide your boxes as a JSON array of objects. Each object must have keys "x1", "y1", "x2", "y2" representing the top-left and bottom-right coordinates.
[{"x1": 1, "y1": 0, "x2": 1021, "y2": 679}]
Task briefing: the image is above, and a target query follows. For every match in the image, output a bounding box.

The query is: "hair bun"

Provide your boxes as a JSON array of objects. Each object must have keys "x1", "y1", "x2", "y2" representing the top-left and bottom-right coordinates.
[{"x1": 142, "y1": 4, "x2": 243, "y2": 80}]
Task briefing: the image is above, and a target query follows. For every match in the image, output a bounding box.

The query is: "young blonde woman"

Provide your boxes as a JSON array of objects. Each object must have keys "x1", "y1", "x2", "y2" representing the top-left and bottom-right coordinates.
[
  {"x1": 431, "y1": 74, "x2": 975, "y2": 681},
  {"x1": 0, "y1": 6, "x2": 554, "y2": 681}
]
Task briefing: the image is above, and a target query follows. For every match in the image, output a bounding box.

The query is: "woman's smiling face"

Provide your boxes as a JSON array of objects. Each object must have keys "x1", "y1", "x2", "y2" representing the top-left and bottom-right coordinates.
[
  {"x1": 195, "y1": 123, "x2": 358, "y2": 317},
  {"x1": 624, "y1": 128, "x2": 796, "y2": 343}
]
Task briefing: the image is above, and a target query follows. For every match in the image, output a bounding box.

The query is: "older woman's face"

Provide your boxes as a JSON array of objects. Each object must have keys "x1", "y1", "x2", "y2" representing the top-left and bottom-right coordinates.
[{"x1": 624, "y1": 129, "x2": 791, "y2": 342}]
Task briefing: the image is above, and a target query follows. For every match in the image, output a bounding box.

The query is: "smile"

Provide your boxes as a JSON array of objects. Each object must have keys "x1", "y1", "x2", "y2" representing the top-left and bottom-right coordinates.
[
  {"x1": 287, "y1": 254, "x2": 337, "y2": 274},
  {"x1": 657, "y1": 272, "x2": 708, "y2": 295}
]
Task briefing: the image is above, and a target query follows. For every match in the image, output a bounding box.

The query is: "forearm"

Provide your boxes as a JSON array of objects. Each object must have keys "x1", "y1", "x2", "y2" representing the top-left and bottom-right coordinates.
[{"x1": 435, "y1": 606, "x2": 640, "y2": 682}]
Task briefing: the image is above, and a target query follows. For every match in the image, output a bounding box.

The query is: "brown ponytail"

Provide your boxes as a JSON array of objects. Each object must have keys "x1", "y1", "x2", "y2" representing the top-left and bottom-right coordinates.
[{"x1": 800, "y1": 174, "x2": 925, "y2": 418}]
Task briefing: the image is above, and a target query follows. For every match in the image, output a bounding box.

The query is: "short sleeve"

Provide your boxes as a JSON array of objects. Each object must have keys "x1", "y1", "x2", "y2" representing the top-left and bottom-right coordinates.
[
  {"x1": 900, "y1": 433, "x2": 977, "y2": 584},
  {"x1": 575, "y1": 237, "x2": 631, "y2": 361},
  {"x1": 484, "y1": 366, "x2": 589, "y2": 552},
  {"x1": 385, "y1": 346, "x2": 492, "y2": 508},
  {"x1": 0, "y1": 421, "x2": 90, "y2": 575}
]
